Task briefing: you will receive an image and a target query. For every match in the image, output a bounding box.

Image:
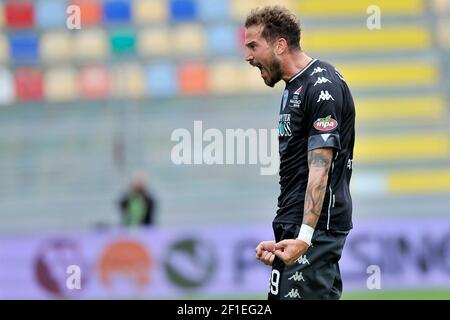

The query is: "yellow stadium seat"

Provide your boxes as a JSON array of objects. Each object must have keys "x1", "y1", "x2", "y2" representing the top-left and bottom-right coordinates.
[
  {"x1": 355, "y1": 133, "x2": 450, "y2": 163},
  {"x1": 296, "y1": 0, "x2": 424, "y2": 18},
  {"x1": 133, "y1": 0, "x2": 167, "y2": 25},
  {"x1": 40, "y1": 31, "x2": 73, "y2": 62},
  {"x1": 209, "y1": 61, "x2": 244, "y2": 95},
  {"x1": 138, "y1": 28, "x2": 171, "y2": 57},
  {"x1": 337, "y1": 60, "x2": 439, "y2": 89},
  {"x1": 356, "y1": 95, "x2": 446, "y2": 122},
  {"x1": 73, "y1": 29, "x2": 108, "y2": 60},
  {"x1": 303, "y1": 25, "x2": 431, "y2": 54},
  {"x1": 239, "y1": 66, "x2": 272, "y2": 94},
  {"x1": 110, "y1": 63, "x2": 146, "y2": 99},
  {"x1": 44, "y1": 68, "x2": 78, "y2": 102},
  {"x1": 388, "y1": 169, "x2": 450, "y2": 193},
  {"x1": 0, "y1": 34, "x2": 8, "y2": 63},
  {"x1": 173, "y1": 24, "x2": 205, "y2": 55}
]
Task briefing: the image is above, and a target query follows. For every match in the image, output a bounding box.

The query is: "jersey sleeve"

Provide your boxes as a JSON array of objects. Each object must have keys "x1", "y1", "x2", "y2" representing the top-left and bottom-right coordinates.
[{"x1": 305, "y1": 83, "x2": 343, "y2": 152}]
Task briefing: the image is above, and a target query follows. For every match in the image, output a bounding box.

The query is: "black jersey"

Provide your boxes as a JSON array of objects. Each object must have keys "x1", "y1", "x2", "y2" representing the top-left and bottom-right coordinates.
[{"x1": 275, "y1": 59, "x2": 355, "y2": 231}]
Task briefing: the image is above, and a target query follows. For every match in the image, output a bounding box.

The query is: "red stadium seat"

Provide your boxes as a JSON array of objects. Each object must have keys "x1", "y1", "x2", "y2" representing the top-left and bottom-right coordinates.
[{"x1": 5, "y1": 0, "x2": 34, "y2": 28}]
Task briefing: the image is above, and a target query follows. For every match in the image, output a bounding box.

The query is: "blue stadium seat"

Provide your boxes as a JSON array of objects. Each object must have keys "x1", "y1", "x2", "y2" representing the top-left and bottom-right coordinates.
[
  {"x1": 103, "y1": 0, "x2": 131, "y2": 24},
  {"x1": 9, "y1": 32, "x2": 39, "y2": 64},
  {"x1": 197, "y1": 0, "x2": 229, "y2": 22},
  {"x1": 145, "y1": 63, "x2": 177, "y2": 98},
  {"x1": 170, "y1": 0, "x2": 197, "y2": 22},
  {"x1": 36, "y1": 0, "x2": 66, "y2": 28},
  {"x1": 207, "y1": 24, "x2": 238, "y2": 55}
]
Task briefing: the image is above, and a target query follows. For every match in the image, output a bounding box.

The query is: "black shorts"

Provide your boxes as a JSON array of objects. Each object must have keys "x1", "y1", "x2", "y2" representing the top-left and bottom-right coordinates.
[{"x1": 268, "y1": 223, "x2": 349, "y2": 300}]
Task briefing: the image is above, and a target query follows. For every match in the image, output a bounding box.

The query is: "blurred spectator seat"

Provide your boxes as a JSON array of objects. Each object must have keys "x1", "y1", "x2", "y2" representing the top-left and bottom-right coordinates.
[
  {"x1": 79, "y1": 66, "x2": 111, "y2": 99},
  {"x1": 111, "y1": 63, "x2": 146, "y2": 99},
  {"x1": 173, "y1": 24, "x2": 205, "y2": 55},
  {"x1": 103, "y1": 0, "x2": 131, "y2": 25},
  {"x1": 197, "y1": 0, "x2": 229, "y2": 22},
  {"x1": 339, "y1": 60, "x2": 439, "y2": 89},
  {"x1": 74, "y1": 29, "x2": 108, "y2": 60},
  {"x1": 170, "y1": 0, "x2": 197, "y2": 22},
  {"x1": 303, "y1": 25, "x2": 430, "y2": 54},
  {"x1": 71, "y1": 0, "x2": 102, "y2": 26},
  {"x1": 240, "y1": 66, "x2": 270, "y2": 94},
  {"x1": 0, "y1": 67, "x2": 15, "y2": 105},
  {"x1": 15, "y1": 68, "x2": 43, "y2": 102},
  {"x1": 110, "y1": 29, "x2": 136, "y2": 56},
  {"x1": 356, "y1": 95, "x2": 446, "y2": 123},
  {"x1": 36, "y1": 0, "x2": 66, "y2": 28},
  {"x1": 207, "y1": 24, "x2": 238, "y2": 55},
  {"x1": 138, "y1": 28, "x2": 171, "y2": 57},
  {"x1": 145, "y1": 62, "x2": 177, "y2": 98},
  {"x1": 133, "y1": 0, "x2": 167, "y2": 25},
  {"x1": 44, "y1": 68, "x2": 78, "y2": 102},
  {"x1": 5, "y1": 0, "x2": 34, "y2": 29},
  {"x1": 209, "y1": 60, "x2": 243, "y2": 94},
  {"x1": 9, "y1": 32, "x2": 39, "y2": 64},
  {"x1": 356, "y1": 133, "x2": 450, "y2": 163},
  {"x1": 178, "y1": 62, "x2": 208, "y2": 95},
  {"x1": 41, "y1": 31, "x2": 73, "y2": 62},
  {"x1": 388, "y1": 169, "x2": 450, "y2": 194},
  {"x1": 295, "y1": 0, "x2": 424, "y2": 18}
]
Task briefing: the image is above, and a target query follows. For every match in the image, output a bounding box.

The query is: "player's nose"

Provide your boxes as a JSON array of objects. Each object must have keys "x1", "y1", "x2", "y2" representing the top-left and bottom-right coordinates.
[{"x1": 245, "y1": 49, "x2": 253, "y2": 63}]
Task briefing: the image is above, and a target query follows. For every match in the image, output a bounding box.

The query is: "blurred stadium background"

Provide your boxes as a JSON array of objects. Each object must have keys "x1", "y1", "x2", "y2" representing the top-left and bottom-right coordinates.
[{"x1": 0, "y1": 0, "x2": 450, "y2": 299}]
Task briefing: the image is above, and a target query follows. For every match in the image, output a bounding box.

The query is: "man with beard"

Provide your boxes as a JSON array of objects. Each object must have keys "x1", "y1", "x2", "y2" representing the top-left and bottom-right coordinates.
[{"x1": 244, "y1": 6, "x2": 356, "y2": 300}]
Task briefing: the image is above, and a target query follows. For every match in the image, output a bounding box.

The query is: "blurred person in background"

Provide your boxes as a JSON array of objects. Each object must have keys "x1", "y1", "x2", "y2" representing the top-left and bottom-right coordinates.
[
  {"x1": 246, "y1": 6, "x2": 355, "y2": 300},
  {"x1": 118, "y1": 172, "x2": 156, "y2": 227}
]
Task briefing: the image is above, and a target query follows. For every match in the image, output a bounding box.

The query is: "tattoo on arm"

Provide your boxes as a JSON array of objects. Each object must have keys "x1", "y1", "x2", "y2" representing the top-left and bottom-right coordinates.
[{"x1": 302, "y1": 148, "x2": 333, "y2": 230}]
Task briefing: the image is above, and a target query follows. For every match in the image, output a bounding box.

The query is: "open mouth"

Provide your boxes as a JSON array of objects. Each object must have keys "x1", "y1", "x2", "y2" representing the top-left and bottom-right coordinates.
[{"x1": 255, "y1": 64, "x2": 265, "y2": 76}]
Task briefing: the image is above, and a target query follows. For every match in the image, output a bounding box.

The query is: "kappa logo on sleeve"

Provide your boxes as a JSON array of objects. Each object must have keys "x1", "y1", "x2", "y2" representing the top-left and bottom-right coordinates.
[
  {"x1": 317, "y1": 90, "x2": 335, "y2": 102},
  {"x1": 313, "y1": 115, "x2": 338, "y2": 131}
]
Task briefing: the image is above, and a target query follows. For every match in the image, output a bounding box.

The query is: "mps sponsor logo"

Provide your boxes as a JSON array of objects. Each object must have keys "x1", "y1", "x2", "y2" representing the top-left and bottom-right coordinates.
[
  {"x1": 278, "y1": 114, "x2": 292, "y2": 137},
  {"x1": 313, "y1": 115, "x2": 338, "y2": 132}
]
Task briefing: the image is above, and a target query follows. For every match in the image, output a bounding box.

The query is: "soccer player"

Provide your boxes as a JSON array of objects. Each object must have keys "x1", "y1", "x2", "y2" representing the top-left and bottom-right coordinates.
[{"x1": 244, "y1": 6, "x2": 355, "y2": 300}]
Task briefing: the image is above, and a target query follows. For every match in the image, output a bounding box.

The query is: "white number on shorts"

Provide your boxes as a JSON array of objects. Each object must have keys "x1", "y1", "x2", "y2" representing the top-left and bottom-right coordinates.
[{"x1": 269, "y1": 269, "x2": 280, "y2": 295}]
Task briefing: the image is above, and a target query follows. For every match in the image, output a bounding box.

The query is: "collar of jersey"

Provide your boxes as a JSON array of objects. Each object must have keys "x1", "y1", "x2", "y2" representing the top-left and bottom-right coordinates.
[{"x1": 288, "y1": 58, "x2": 318, "y2": 83}]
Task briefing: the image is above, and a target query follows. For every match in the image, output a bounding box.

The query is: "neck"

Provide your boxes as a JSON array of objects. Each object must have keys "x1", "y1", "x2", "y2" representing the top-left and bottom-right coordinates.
[{"x1": 282, "y1": 51, "x2": 313, "y2": 83}]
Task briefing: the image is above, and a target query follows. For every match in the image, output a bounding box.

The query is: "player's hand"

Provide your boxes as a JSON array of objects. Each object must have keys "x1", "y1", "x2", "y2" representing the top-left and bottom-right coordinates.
[
  {"x1": 274, "y1": 239, "x2": 309, "y2": 266},
  {"x1": 255, "y1": 240, "x2": 276, "y2": 266}
]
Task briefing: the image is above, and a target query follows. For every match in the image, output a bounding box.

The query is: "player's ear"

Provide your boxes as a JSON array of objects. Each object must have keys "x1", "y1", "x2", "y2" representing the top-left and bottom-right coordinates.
[{"x1": 275, "y1": 38, "x2": 288, "y2": 55}]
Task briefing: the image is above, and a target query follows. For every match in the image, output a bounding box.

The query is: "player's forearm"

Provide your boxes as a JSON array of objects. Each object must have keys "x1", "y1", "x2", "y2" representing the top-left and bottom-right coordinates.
[{"x1": 302, "y1": 148, "x2": 333, "y2": 229}]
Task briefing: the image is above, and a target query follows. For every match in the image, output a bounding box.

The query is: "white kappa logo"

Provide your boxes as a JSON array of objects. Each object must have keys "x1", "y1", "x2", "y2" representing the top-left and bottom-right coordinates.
[
  {"x1": 317, "y1": 90, "x2": 335, "y2": 102},
  {"x1": 314, "y1": 77, "x2": 332, "y2": 86},
  {"x1": 310, "y1": 67, "x2": 327, "y2": 76},
  {"x1": 284, "y1": 288, "x2": 301, "y2": 298},
  {"x1": 288, "y1": 272, "x2": 305, "y2": 282},
  {"x1": 297, "y1": 255, "x2": 310, "y2": 265}
]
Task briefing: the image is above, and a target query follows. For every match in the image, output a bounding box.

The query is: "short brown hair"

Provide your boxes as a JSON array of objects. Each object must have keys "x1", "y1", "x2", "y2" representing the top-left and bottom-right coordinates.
[{"x1": 245, "y1": 6, "x2": 301, "y2": 51}]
